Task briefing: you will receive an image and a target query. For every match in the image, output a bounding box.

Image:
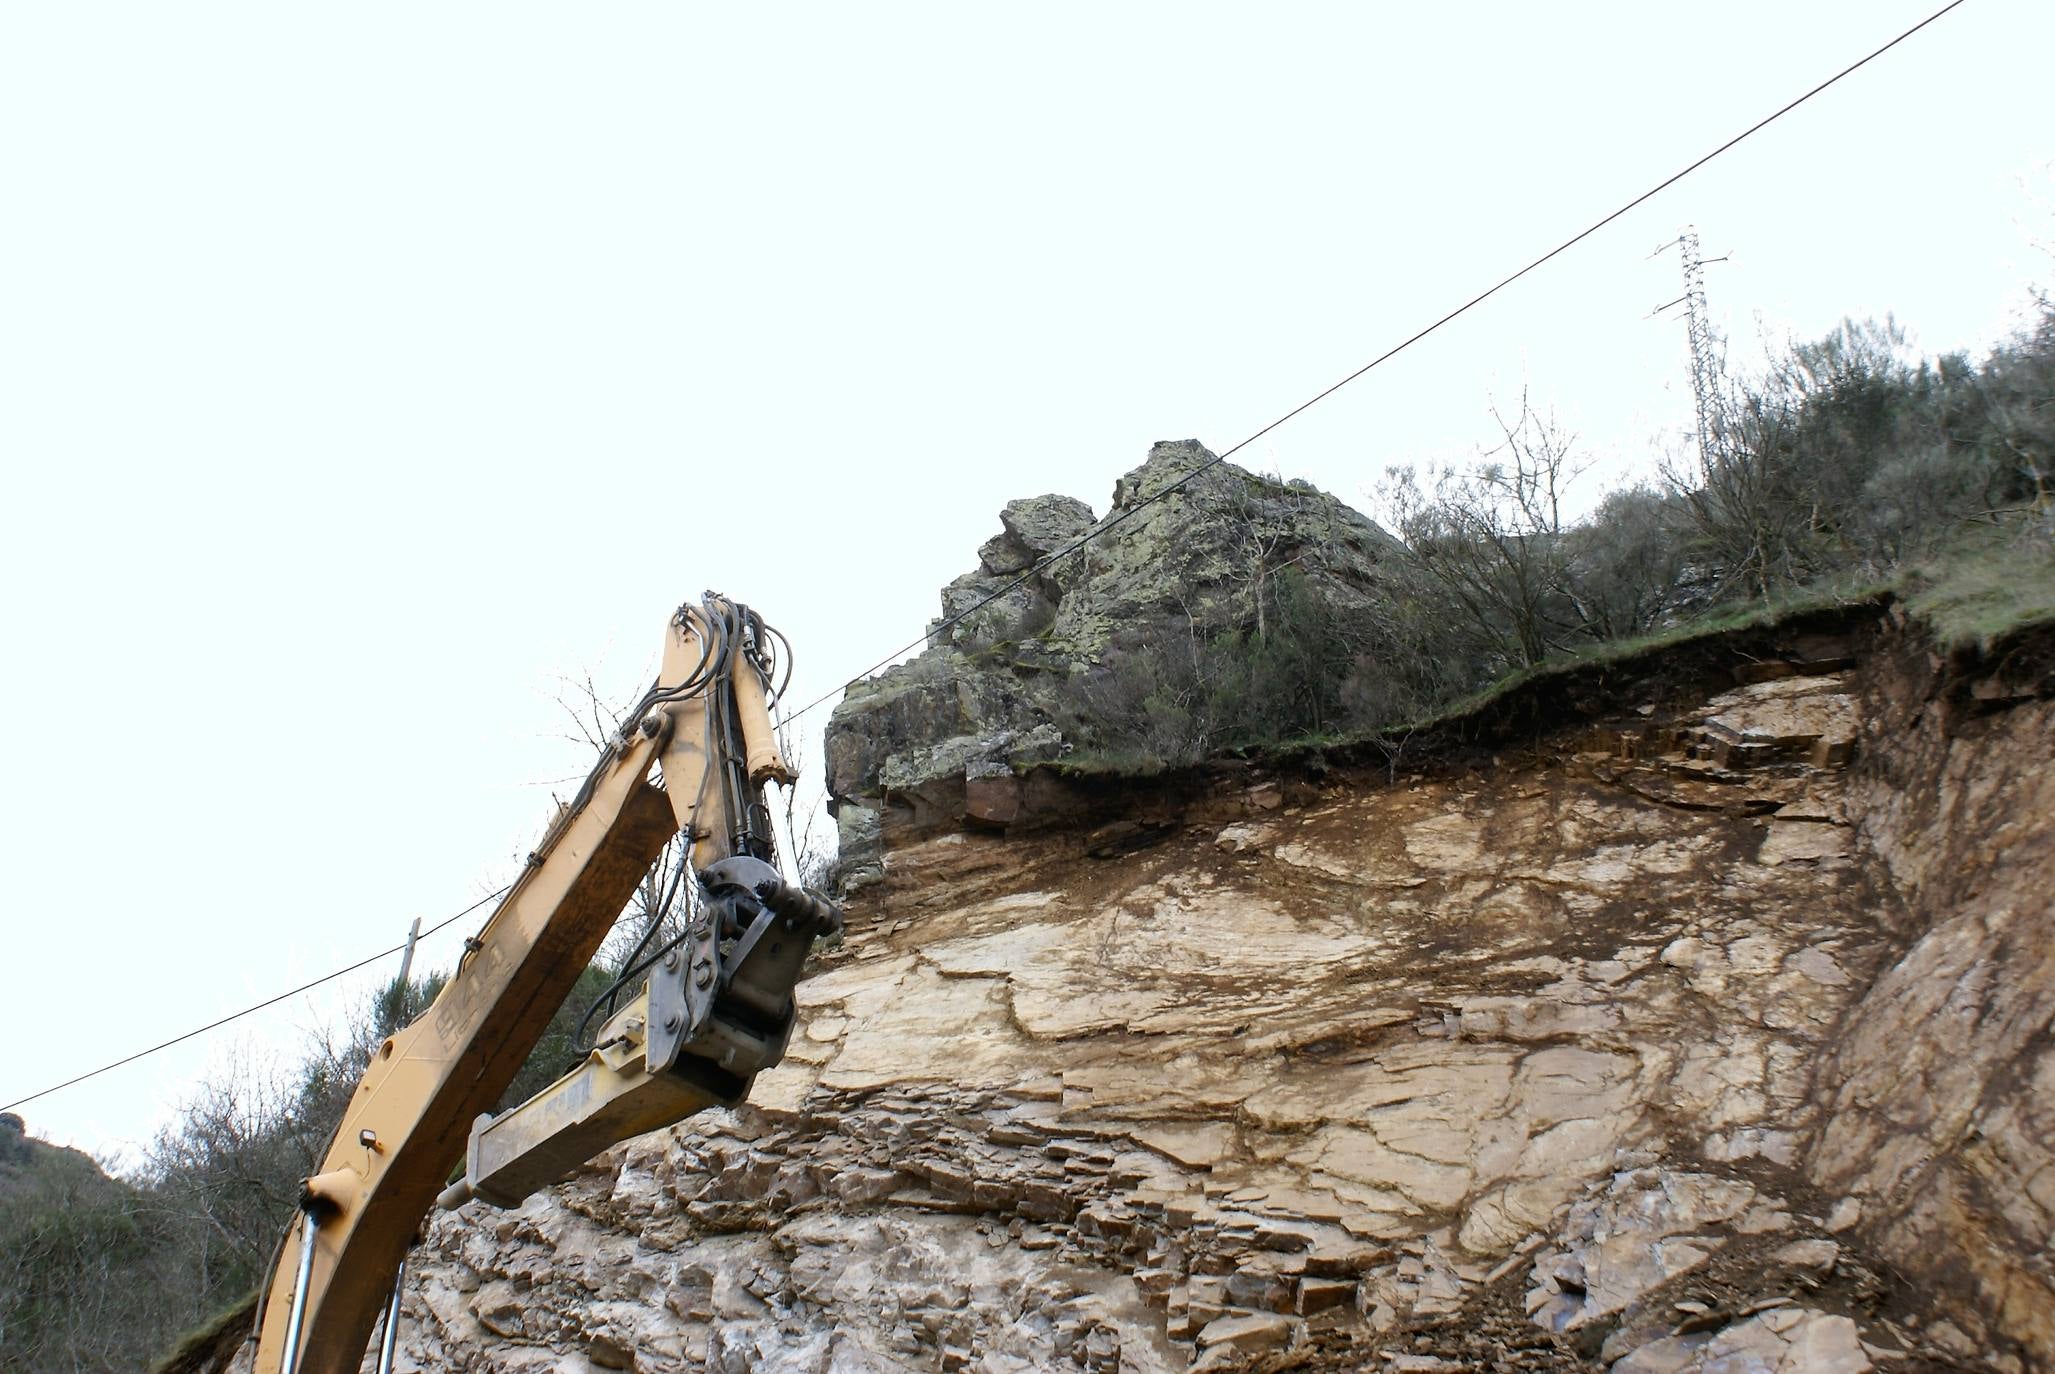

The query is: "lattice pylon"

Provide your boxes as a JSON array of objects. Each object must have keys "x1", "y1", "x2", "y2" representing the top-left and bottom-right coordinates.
[
  {"x1": 1677, "y1": 226, "x2": 1722, "y2": 465},
  {"x1": 1653, "y1": 226, "x2": 1726, "y2": 466}
]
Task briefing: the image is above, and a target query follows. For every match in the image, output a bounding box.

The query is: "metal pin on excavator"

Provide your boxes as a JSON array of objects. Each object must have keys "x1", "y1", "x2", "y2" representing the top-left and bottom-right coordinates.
[{"x1": 252, "y1": 595, "x2": 842, "y2": 1374}]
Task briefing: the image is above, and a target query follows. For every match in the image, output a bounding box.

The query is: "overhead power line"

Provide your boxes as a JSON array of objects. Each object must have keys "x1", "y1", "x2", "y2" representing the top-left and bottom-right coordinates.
[
  {"x1": 0, "y1": 886, "x2": 511, "y2": 1116},
  {"x1": 774, "y1": 0, "x2": 1970, "y2": 730},
  {"x1": 11, "y1": 0, "x2": 1970, "y2": 1123}
]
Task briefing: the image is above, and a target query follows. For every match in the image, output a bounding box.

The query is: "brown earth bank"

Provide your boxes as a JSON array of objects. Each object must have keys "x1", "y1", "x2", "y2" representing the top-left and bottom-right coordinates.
[{"x1": 217, "y1": 601, "x2": 2053, "y2": 1373}]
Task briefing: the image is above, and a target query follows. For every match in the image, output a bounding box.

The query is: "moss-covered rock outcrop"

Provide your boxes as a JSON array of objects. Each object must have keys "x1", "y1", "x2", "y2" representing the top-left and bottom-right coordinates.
[{"x1": 827, "y1": 440, "x2": 1403, "y2": 871}]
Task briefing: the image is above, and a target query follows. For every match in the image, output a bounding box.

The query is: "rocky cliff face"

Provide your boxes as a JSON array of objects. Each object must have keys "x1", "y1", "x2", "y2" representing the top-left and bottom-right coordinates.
[
  {"x1": 824, "y1": 441, "x2": 1403, "y2": 876},
  {"x1": 288, "y1": 604, "x2": 2053, "y2": 1374}
]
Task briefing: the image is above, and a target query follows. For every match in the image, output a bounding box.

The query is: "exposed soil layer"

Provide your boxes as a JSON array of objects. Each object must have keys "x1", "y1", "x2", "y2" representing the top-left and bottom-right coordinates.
[{"x1": 922, "y1": 598, "x2": 1900, "y2": 845}]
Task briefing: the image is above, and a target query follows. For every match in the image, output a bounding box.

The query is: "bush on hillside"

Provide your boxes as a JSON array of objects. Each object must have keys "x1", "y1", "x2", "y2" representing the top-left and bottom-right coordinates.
[
  {"x1": 0, "y1": 1129, "x2": 191, "y2": 1372},
  {"x1": 1675, "y1": 315, "x2": 2050, "y2": 597},
  {"x1": 4, "y1": 939, "x2": 638, "y2": 1370},
  {"x1": 1070, "y1": 304, "x2": 2052, "y2": 769}
]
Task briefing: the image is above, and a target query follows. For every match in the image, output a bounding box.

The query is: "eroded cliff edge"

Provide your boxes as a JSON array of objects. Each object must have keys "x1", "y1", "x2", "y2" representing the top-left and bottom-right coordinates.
[{"x1": 331, "y1": 599, "x2": 2055, "y2": 1374}]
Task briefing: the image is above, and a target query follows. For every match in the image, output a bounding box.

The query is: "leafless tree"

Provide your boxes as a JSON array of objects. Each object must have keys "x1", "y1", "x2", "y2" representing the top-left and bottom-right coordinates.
[
  {"x1": 772, "y1": 720, "x2": 838, "y2": 891},
  {"x1": 1377, "y1": 393, "x2": 1590, "y2": 669}
]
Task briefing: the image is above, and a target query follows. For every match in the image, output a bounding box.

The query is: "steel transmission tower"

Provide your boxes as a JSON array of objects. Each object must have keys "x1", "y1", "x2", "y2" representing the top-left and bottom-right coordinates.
[{"x1": 1652, "y1": 227, "x2": 1728, "y2": 464}]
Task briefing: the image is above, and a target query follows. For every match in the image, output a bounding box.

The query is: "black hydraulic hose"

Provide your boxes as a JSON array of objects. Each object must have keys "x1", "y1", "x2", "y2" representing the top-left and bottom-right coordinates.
[{"x1": 578, "y1": 847, "x2": 691, "y2": 1042}]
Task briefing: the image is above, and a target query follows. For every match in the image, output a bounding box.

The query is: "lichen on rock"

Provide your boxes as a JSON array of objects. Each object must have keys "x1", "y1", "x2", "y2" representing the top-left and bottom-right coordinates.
[{"x1": 827, "y1": 440, "x2": 1404, "y2": 861}]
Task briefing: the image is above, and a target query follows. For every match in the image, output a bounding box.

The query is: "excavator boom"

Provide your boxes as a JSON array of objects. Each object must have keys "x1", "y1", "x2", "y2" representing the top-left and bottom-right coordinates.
[{"x1": 252, "y1": 596, "x2": 836, "y2": 1374}]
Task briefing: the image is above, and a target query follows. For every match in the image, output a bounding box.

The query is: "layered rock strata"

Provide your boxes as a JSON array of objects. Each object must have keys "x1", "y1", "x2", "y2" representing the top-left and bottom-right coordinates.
[{"x1": 335, "y1": 612, "x2": 2054, "y2": 1373}]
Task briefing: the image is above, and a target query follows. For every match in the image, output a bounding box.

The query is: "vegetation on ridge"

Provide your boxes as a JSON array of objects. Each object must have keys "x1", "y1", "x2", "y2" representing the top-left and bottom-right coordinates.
[
  {"x1": 1056, "y1": 308, "x2": 2054, "y2": 772},
  {"x1": 0, "y1": 952, "x2": 628, "y2": 1370}
]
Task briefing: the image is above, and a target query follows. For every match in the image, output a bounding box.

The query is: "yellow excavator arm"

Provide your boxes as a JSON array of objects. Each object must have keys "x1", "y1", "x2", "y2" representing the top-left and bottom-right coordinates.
[{"x1": 252, "y1": 596, "x2": 839, "y2": 1374}]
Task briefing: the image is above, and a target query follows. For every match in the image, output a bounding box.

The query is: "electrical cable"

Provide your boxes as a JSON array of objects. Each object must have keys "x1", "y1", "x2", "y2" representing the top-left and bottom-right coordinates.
[
  {"x1": 1, "y1": 884, "x2": 513, "y2": 1116},
  {"x1": 772, "y1": 0, "x2": 1970, "y2": 731},
  {"x1": 8, "y1": 0, "x2": 1969, "y2": 1120}
]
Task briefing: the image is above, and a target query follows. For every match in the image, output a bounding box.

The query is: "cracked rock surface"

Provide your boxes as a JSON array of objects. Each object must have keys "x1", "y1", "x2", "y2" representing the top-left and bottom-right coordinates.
[{"x1": 295, "y1": 620, "x2": 2050, "y2": 1374}]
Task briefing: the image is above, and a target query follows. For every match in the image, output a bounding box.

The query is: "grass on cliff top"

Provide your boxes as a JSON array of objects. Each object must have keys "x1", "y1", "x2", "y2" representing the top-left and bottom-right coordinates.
[
  {"x1": 1055, "y1": 526, "x2": 2055, "y2": 779},
  {"x1": 1319, "y1": 525, "x2": 2055, "y2": 758},
  {"x1": 147, "y1": 1292, "x2": 257, "y2": 1374},
  {"x1": 1046, "y1": 581, "x2": 1895, "y2": 779},
  {"x1": 1339, "y1": 529, "x2": 2053, "y2": 753},
  {"x1": 1395, "y1": 577, "x2": 1894, "y2": 733},
  {"x1": 1901, "y1": 522, "x2": 2055, "y2": 654}
]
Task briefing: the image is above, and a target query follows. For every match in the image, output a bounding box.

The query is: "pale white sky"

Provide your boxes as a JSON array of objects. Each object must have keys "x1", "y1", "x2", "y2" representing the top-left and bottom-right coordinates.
[{"x1": 2, "y1": 2, "x2": 2047, "y2": 1162}]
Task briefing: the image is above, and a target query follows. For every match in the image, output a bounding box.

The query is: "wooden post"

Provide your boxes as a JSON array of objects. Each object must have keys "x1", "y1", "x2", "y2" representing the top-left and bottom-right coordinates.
[{"x1": 396, "y1": 918, "x2": 421, "y2": 998}]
